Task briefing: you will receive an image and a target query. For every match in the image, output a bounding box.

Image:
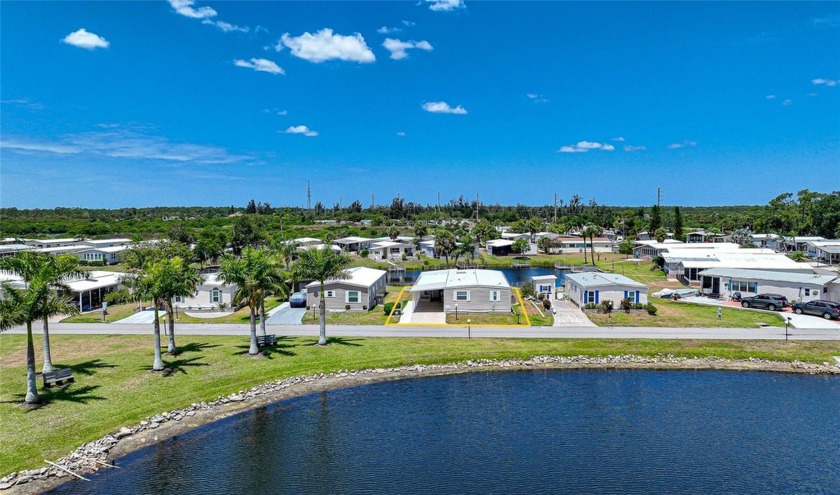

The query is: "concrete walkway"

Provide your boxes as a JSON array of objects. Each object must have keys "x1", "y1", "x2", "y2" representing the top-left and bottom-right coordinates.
[{"x1": 552, "y1": 300, "x2": 597, "y2": 327}]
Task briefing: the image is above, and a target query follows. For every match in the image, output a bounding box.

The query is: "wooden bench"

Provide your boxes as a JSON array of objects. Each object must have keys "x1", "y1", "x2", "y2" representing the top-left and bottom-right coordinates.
[
  {"x1": 256, "y1": 334, "x2": 277, "y2": 347},
  {"x1": 43, "y1": 368, "x2": 75, "y2": 388}
]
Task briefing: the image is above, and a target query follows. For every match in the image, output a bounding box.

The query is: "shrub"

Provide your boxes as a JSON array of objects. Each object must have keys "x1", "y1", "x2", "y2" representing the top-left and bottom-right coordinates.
[
  {"x1": 584, "y1": 303, "x2": 599, "y2": 310},
  {"x1": 519, "y1": 283, "x2": 536, "y2": 299},
  {"x1": 384, "y1": 302, "x2": 395, "y2": 315},
  {"x1": 633, "y1": 303, "x2": 645, "y2": 310},
  {"x1": 600, "y1": 300, "x2": 614, "y2": 314},
  {"x1": 360, "y1": 249, "x2": 369, "y2": 258},
  {"x1": 542, "y1": 299, "x2": 551, "y2": 310},
  {"x1": 103, "y1": 288, "x2": 130, "y2": 305},
  {"x1": 537, "y1": 293, "x2": 545, "y2": 301},
  {"x1": 423, "y1": 260, "x2": 430, "y2": 266},
  {"x1": 619, "y1": 298, "x2": 633, "y2": 311},
  {"x1": 645, "y1": 303, "x2": 657, "y2": 315}
]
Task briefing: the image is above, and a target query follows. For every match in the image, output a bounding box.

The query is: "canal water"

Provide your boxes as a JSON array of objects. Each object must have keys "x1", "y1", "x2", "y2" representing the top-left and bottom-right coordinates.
[
  {"x1": 48, "y1": 370, "x2": 840, "y2": 494},
  {"x1": 389, "y1": 267, "x2": 567, "y2": 287}
]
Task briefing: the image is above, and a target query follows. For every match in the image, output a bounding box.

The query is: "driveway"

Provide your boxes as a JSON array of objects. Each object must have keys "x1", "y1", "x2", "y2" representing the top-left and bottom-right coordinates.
[
  {"x1": 681, "y1": 296, "x2": 840, "y2": 329},
  {"x1": 113, "y1": 309, "x2": 157, "y2": 324},
  {"x1": 266, "y1": 302, "x2": 306, "y2": 325},
  {"x1": 552, "y1": 300, "x2": 597, "y2": 327}
]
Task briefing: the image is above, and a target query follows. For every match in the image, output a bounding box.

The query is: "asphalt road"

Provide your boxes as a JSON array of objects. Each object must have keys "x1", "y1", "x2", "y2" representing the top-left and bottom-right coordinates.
[{"x1": 5, "y1": 322, "x2": 839, "y2": 340}]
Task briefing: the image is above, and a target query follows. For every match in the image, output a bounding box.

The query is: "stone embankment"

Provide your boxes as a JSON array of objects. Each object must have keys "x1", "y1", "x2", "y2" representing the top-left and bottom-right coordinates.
[{"x1": 3, "y1": 355, "x2": 838, "y2": 493}]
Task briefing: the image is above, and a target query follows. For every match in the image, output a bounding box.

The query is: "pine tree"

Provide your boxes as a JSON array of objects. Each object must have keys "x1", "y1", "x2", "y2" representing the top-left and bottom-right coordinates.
[
  {"x1": 673, "y1": 207, "x2": 683, "y2": 241},
  {"x1": 649, "y1": 204, "x2": 661, "y2": 234}
]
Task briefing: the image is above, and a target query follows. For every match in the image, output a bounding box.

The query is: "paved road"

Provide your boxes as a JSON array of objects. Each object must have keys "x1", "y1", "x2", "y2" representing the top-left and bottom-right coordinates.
[{"x1": 5, "y1": 322, "x2": 839, "y2": 340}]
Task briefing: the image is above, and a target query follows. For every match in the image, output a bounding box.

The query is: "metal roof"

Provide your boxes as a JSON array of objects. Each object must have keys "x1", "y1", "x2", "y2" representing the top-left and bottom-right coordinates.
[
  {"x1": 565, "y1": 272, "x2": 647, "y2": 289},
  {"x1": 697, "y1": 268, "x2": 838, "y2": 285},
  {"x1": 410, "y1": 269, "x2": 510, "y2": 292},
  {"x1": 306, "y1": 266, "x2": 386, "y2": 289}
]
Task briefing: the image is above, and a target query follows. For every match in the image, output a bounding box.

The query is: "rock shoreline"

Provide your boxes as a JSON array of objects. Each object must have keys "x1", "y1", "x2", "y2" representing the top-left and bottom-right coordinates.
[{"x1": 3, "y1": 354, "x2": 839, "y2": 494}]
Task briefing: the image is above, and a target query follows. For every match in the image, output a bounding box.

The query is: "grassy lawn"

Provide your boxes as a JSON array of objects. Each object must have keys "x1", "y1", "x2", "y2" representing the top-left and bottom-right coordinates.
[
  {"x1": 1, "y1": 334, "x2": 838, "y2": 475},
  {"x1": 587, "y1": 299, "x2": 786, "y2": 327},
  {"x1": 175, "y1": 298, "x2": 284, "y2": 324},
  {"x1": 302, "y1": 309, "x2": 389, "y2": 325},
  {"x1": 524, "y1": 299, "x2": 554, "y2": 326},
  {"x1": 444, "y1": 310, "x2": 525, "y2": 325},
  {"x1": 60, "y1": 302, "x2": 142, "y2": 323},
  {"x1": 595, "y1": 258, "x2": 681, "y2": 291}
]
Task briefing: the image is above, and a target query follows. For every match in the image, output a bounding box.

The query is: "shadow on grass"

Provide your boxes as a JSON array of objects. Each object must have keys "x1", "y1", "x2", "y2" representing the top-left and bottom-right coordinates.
[
  {"x1": 232, "y1": 336, "x2": 297, "y2": 359},
  {"x1": 65, "y1": 359, "x2": 117, "y2": 377},
  {"x1": 10, "y1": 385, "x2": 107, "y2": 411},
  {"x1": 175, "y1": 342, "x2": 221, "y2": 355},
  {"x1": 137, "y1": 356, "x2": 210, "y2": 376},
  {"x1": 322, "y1": 337, "x2": 364, "y2": 347}
]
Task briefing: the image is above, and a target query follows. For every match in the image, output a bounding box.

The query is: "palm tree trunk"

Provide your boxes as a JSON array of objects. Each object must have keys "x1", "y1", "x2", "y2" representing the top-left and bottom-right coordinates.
[
  {"x1": 166, "y1": 301, "x2": 176, "y2": 355},
  {"x1": 42, "y1": 315, "x2": 54, "y2": 374},
  {"x1": 25, "y1": 321, "x2": 40, "y2": 404},
  {"x1": 318, "y1": 282, "x2": 327, "y2": 345},
  {"x1": 152, "y1": 305, "x2": 164, "y2": 371},
  {"x1": 260, "y1": 297, "x2": 267, "y2": 337},
  {"x1": 248, "y1": 305, "x2": 259, "y2": 355},
  {"x1": 590, "y1": 236, "x2": 596, "y2": 267}
]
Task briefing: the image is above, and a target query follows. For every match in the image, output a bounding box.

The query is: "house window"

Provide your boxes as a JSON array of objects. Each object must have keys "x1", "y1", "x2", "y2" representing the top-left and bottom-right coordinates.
[
  {"x1": 211, "y1": 289, "x2": 221, "y2": 303},
  {"x1": 455, "y1": 291, "x2": 470, "y2": 302},
  {"x1": 585, "y1": 291, "x2": 597, "y2": 304},
  {"x1": 804, "y1": 288, "x2": 810, "y2": 296},
  {"x1": 624, "y1": 291, "x2": 636, "y2": 303},
  {"x1": 346, "y1": 291, "x2": 360, "y2": 304},
  {"x1": 175, "y1": 295, "x2": 184, "y2": 303},
  {"x1": 323, "y1": 290, "x2": 335, "y2": 298},
  {"x1": 490, "y1": 290, "x2": 500, "y2": 302},
  {"x1": 538, "y1": 284, "x2": 552, "y2": 294},
  {"x1": 731, "y1": 280, "x2": 757, "y2": 293}
]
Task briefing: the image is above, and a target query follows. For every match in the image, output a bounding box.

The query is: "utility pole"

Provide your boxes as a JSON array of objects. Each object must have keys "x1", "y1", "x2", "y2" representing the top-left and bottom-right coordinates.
[
  {"x1": 437, "y1": 192, "x2": 441, "y2": 212},
  {"x1": 657, "y1": 187, "x2": 661, "y2": 208},
  {"x1": 306, "y1": 181, "x2": 311, "y2": 210},
  {"x1": 554, "y1": 192, "x2": 558, "y2": 224},
  {"x1": 371, "y1": 193, "x2": 375, "y2": 209}
]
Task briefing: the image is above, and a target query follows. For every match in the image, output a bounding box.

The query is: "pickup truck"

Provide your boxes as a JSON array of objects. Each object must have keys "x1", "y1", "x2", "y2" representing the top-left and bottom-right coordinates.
[{"x1": 740, "y1": 293, "x2": 788, "y2": 311}]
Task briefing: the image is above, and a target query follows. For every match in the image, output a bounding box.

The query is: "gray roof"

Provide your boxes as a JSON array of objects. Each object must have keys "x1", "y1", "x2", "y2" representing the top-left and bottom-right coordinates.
[
  {"x1": 697, "y1": 268, "x2": 838, "y2": 285},
  {"x1": 565, "y1": 272, "x2": 647, "y2": 290},
  {"x1": 411, "y1": 269, "x2": 510, "y2": 292}
]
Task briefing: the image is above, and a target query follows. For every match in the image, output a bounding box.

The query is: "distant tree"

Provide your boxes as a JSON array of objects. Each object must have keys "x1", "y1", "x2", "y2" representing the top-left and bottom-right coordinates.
[
  {"x1": 527, "y1": 217, "x2": 545, "y2": 242},
  {"x1": 648, "y1": 204, "x2": 662, "y2": 234},
  {"x1": 673, "y1": 207, "x2": 684, "y2": 241},
  {"x1": 731, "y1": 228, "x2": 752, "y2": 246},
  {"x1": 511, "y1": 238, "x2": 530, "y2": 255},
  {"x1": 388, "y1": 226, "x2": 400, "y2": 241},
  {"x1": 619, "y1": 239, "x2": 635, "y2": 255},
  {"x1": 537, "y1": 236, "x2": 553, "y2": 254},
  {"x1": 231, "y1": 215, "x2": 265, "y2": 255},
  {"x1": 472, "y1": 220, "x2": 497, "y2": 245},
  {"x1": 246, "y1": 199, "x2": 257, "y2": 214},
  {"x1": 587, "y1": 225, "x2": 603, "y2": 265},
  {"x1": 167, "y1": 222, "x2": 194, "y2": 245},
  {"x1": 787, "y1": 251, "x2": 809, "y2": 262},
  {"x1": 434, "y1": 229, "x2": 457, "y2": 267},
  {"x1": 347, "y1": 200, "x2": 363, "y2": 214},
  {"x1": 194, "y1": 227, "x2": 228, "y2": 267},
  {"x1": 654, "y1": 227, "x2": 668, "y2": 244}
]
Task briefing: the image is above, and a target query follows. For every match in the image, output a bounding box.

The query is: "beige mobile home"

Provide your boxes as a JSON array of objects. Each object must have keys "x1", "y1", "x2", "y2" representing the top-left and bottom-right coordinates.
[
  {"x1": 306, "y1": 266, "x2": 387, "y2": 312},
  {"x1": 410, "y1": 269, "x2": 512, "y2": 314}
]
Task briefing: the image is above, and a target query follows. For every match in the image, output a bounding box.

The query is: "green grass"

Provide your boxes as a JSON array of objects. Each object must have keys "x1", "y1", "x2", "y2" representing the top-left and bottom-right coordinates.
[
  {"x1": 1, "y1": 334, "x2": 838, "y2": 475},
  {"x1": 588, "y1": 299, "x2": 786, "y2": 327},
  {"x1": 60, "y1": 302, "x2": 141, "y2": 323}
]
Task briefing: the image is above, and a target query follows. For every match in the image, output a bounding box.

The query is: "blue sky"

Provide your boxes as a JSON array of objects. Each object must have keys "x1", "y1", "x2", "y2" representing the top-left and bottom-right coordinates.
[{"x1": 1, "y1": 1, "x2": 838, "y2": 209}]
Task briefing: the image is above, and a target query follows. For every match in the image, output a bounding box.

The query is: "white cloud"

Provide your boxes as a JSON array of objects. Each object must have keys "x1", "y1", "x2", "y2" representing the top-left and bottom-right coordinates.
[
  {"x1": 526, "y1": 93, "x2": 549, "y2": 103},
  {"x1": 203, "y1": 20, "x2": 249, "y2": 33},
  {"x1": 61, "y1": 29, "x2": 109, "y2": 50},
  {"x1": 1, "y1": 130, "x2": 252, "y2": 164},
  {"x1": 812, "y1": 78, "x2": 838, "y2": 87},
  {"x1": 169, "y1": 0, "x2": 217, "y2": 19},
  {"x1": 810, "y1": 15, "x2": 840, "y2": 28},
  {"x1": 396, "y1": 131, "x2": 406, "y2": 137},
  {"x1": 807, "y1": 92, "x2": 818, "y2": 97},
  {"x1": 383, "y1": 38, "x2": 433, "y2": 60},
  {"x1": 284, "y1": 125, "x2": 318, "y2": 137},
  {"x1": 612, "y1": 136, "x2": 625, "y2": 142},
  {"x1": 556, "y1": 141, "x2": 615, "y2": 153},
  {"x1": 422, "y1": 101, "x2": 468, "y2": 115},
  {"x1": 623, "y1": 145, "x2": 646, "y2": 152},
  {"x1": 377, "y1": 26, "x2": 401, "y2": 34},
  {"x1": 782, "y1": 99, "x2": 793, "y2": 106},
  {"x1": 765, "y1": 94, "x2": 776, "y2": 99},
  {"x1": 279, "y1": 29, "x2": 375, "y2": 63},
  {"x1": 277, "y1": 110, "x2": 288, "y2": 116},
  {"x1": 234, "y1": 58, "x2": 285, "y2": 75},
  {"x1": 667, "y1": 141, "x2": 697, "y2": 150},
  {"x1": 426, "y1": 0, "x2": 465, "y2": 11},
  {"x1": 1, "y1": 98, "x2": 46, "y2": 110},
  {"x1": 402, "y1": 20, "x2": 416, "y2": 26}
]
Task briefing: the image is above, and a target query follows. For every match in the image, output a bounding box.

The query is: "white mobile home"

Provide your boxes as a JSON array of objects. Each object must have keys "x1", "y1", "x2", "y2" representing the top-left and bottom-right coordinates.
[
  {"x1": 697, "y1": 268, "x2": 839, "y2": 302},
  {"x1": 306, "y1": 266, "x2": 387, "y2": 312},
  {"x1": 565, "y1": 272, "x2": 648, "y2": 307},
  {"x1": 532, "y1": 275, "x2": 558, "y2": 298},
  {"x1": 332, "y1": 236, "x2": 372, "y2": 253},
  {"x1": 410, "y1": 269, "x2": 512, "y2": 314},
  {"x1": 174, "y1": 272, "x2": 238, "y2": 310},
  {"x1": 368, "y1": 240, "x2": 415, "y2": 261}
]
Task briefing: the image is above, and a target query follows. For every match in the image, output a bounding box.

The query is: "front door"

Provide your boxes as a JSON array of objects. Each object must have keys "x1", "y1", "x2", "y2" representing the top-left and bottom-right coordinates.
[{"x1": 712, "y1": 278, "x2": 720, "y2": 294}]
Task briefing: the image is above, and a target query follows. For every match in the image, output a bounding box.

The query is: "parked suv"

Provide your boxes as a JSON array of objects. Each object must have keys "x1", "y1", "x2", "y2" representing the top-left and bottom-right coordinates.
[
  {"x1": 740, "y1": 293, "x2": 789, "y2": 311},
  {"x1": 792, "y1": 300, "x2": 840, "y2": 320},
  {"x1": 289, "y1": 291, "x2": 307, "y2": 308}
]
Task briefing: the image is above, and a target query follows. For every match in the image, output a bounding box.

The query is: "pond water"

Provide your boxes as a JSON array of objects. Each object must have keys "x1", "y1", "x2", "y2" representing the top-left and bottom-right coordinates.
[
  {"x1": 390, "y1": 267, "x2": 567, "y2": 287},
  {"x1": 48, "y1": 370, "x2": 840, "y2": 494}
]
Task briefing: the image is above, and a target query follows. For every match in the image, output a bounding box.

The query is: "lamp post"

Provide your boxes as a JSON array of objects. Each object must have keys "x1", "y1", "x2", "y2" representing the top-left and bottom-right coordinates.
[
  {"x1": 785, "y1": 316, "x2": 791, "y2": 341},
  {"x1": 467, "y1": 319, "x2": 471, "y2": 339},
  {"x1": 455, "y1": 304, "x2": 458, "y2": 320}
]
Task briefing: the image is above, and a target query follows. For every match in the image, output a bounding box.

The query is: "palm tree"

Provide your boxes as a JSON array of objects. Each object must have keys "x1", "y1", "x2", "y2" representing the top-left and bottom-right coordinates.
[
  {"x1": 292, "y1": 249, "x2": 351, "y2": 345},
  {"x1": 589, "y1": 225, "x2": 604, "y2": 266},
  {"x1": 0, "y1": 280, "x2": 51, "y2": 404},
  {"x1": 133, "y1": 259, "x2": 171, "y2": 371},
  {"x1": 0, "y1": 253, "x2": 84, "y2": 373},
  {"x1": 218, "y1": 248, "x2": 268, "y2": 355},
  {"x1": 162, "y1": 258, "x2": 201, "y2": 355},
  {"x1": 580, "y1": 226, "x2": 591, "y2": 264},
  {"x1": 254, "y1": 252, "x2": 285, "y2": 338},
  {"x1": 434, "y1": 229, "x2": 457, "y2": 267}
]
